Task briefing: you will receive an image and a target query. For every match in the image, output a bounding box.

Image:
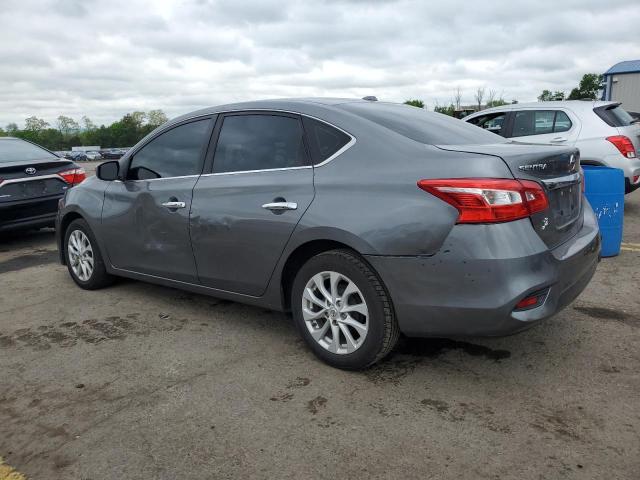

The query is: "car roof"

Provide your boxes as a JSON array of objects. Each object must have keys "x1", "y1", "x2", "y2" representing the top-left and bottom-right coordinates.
[
  {"x1": 466, "y1": 100, "x2": 618, "y2": 117},
  {"x1": 168, "y1": 98, "x2": 376, "y2": 124}
]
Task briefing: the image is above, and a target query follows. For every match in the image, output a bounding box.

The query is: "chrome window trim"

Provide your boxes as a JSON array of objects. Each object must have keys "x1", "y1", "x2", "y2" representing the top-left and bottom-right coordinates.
[
  {"x1": 202, "y1": 166, "x2": 312, "y2": 177},
  {"x1": 123, "y1": 174, "x2": 201, "y2": 183},
  {"x1": 313, "y1": 135, "x2": 356, "y2": 167},
  {"x1": 123, "y1": 108, "x2": 356, "y2": 181},
  {"x1": 0, "y1": 173, "x2": 67, "y2": 186},
  {"x1": 206, "y1": 110, "x2": 356, "y2": 175}
]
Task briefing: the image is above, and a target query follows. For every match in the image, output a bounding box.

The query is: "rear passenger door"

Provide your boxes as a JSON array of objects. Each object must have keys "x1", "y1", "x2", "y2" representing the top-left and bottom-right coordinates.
[
  {"x1": 508, "y1": 109, "x2": 579, "y2": 145},
  {"x1": 189, "y1": 112, "x2": 314, "y2": 296}
]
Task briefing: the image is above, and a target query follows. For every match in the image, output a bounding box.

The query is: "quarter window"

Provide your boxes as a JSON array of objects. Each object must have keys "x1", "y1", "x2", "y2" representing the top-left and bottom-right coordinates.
[
  {"x1": 212, "y1": 114, "x2": 308, "y2": 173},
  {"x1": 554, "y1": 111, "x2": 572, "y2": 133},
  {"x1": 127, "y1": 119, "x2": 211, "y2": 180},
  {"x1": 511, "y1": 110, "x2": 573, "y2": 137},
  {"x1": 302, "y1": 117, "x2": 352, "y2": 164}
]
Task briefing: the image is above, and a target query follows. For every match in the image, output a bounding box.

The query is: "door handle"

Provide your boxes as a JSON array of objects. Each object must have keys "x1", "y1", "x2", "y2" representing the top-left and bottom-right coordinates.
[
  {"x1": 551, "y1": 137, "x2": 567, "y2": 143},
  {"x1": 161, "y1": 201, "x2": 186, "y2": 209},
  {"x1": 262, "y1": 201, "x2": 298, "y2": 211}
]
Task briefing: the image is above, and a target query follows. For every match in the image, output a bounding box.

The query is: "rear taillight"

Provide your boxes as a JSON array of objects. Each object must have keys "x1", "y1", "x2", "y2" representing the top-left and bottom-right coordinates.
[
  {"x1": 58, "y1": 167, "x2": 86, "y2": 186},
  {"x1": 417, "y1": 178, "x2": 549, "y2": 224},
  {"x1": 606, "y1": 135, "x2": 637, "y2": 159}
]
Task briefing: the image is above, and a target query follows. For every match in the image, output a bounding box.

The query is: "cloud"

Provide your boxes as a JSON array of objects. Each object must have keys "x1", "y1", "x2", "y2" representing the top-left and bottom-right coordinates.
[{"x1": 1, "y1": 0, "x2": 639, "y2": 126}]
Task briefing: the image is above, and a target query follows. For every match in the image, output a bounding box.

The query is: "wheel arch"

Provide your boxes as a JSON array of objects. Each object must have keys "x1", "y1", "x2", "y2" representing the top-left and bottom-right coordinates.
[
  {"x1": 58, "y1": 211, "x2": 85, "y2": 265},
  {"x1": 58, "y1": 210, "x2": 110, "y2": 269},
  {"x1": 278, "y1": 230, "x2": 384, "y2": 312}
]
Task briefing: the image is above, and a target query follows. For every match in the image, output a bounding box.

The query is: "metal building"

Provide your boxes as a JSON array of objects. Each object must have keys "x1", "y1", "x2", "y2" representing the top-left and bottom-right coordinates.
[{"x1": 602, "y1": 60, "x2": 640, "y2": 114}]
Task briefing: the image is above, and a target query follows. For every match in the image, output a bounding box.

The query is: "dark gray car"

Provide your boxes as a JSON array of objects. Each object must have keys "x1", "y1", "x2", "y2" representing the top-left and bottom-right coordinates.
[{"x1": 56, "y1": 98, "x2": 600, "y2": 369}]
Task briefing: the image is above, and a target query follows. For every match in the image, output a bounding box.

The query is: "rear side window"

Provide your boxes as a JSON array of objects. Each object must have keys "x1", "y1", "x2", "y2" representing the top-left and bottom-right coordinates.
[
  {"x1": 0, "y1": 138, "x2": 57, "y2": 163},
  {"x1": 511, "y1": 110, "x2": 573, "y2": 137},
  {"x1": 339, "y1": 102, "x2": 506, "y2": 145},
  {"x1": 466, "y1": 112, "x2": 507, "y2": 137},
  {"x1": 212, "y1": 114, "x2": 309, "y2": 173},
  {"x1": 302, "y1": 117, "x2": 351, "y2": 164},
  {"x1": 128, "y1": 119, "x2": 211, "y2": 180},
  {"x1": 594, "y1": 104, "x2": 635, "y2": 127}
]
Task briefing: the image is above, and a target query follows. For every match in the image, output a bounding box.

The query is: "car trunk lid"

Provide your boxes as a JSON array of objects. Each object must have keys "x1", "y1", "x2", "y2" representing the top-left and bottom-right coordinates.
[
  {"x1": 436, "y1": 142, "x2": 583, "y2": 249},
  {"x1": 0, "y1": 158, "x2": 75, "y2": 203}
]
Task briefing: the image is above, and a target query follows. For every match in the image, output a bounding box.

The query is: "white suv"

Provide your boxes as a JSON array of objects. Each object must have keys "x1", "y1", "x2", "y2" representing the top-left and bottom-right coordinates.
[{"x1": 463, "y1": 101, "x2": 640, "y2": 193}]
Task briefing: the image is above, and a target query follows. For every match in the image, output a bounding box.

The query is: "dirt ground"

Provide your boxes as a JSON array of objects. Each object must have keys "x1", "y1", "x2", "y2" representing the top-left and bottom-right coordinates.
[{"x1": 1, "y1": 162, "x2": 639, "y2": 479}]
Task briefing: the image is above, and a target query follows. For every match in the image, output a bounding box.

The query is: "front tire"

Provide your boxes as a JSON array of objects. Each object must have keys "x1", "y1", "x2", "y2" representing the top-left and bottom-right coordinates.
[
  {"x1": 291, "y1": 249, "x2": 399, "y2": 370},
  {"x1": 64, "y1": 218, "x2": 114, "y2": 290}
]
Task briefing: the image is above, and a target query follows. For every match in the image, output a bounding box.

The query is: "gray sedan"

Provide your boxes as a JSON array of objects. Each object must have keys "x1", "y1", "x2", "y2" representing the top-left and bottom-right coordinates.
[{"x1": 56, "y1": 98, "x2": 600, "y2": 369}]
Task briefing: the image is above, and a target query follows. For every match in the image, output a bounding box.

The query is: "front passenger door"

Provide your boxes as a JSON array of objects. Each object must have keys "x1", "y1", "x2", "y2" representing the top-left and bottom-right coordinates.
[{"x1": 101, "y1": 117, "x2": 214, "y2": 283}]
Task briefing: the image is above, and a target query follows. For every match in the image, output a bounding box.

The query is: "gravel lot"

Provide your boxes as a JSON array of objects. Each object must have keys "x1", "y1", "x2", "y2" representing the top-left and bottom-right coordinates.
[{"x1": 1, "y1": 162, "x2": 639, "y2": 479}]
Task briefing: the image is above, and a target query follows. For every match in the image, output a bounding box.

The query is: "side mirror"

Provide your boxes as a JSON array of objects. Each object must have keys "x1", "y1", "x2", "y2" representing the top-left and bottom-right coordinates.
[{"x1": 96, "y1": 161, "x2": 120, "y2": 181}]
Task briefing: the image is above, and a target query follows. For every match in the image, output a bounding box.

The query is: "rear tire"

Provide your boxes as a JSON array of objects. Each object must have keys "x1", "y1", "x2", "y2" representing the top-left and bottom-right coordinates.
[
  {"x1": 64, "y1": 218, "x2": 114, "y2": 290},
  {"x1": 291, "y1": 249, "x2": 399, "y2": 370}
]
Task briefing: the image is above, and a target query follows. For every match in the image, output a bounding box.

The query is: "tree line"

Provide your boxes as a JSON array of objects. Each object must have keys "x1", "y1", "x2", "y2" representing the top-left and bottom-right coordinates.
[
  {"x1": 404, "y1": 87, "x2": 514, "y2": 116},
  {"x1": 1, "y1": 72, "x2": 604, "y2": 149},
  {"x1": 404, "y1": 73, "x2": 604, "y2": 116},
  {"x1": 0, "y1": 110, "x2": 168, "y2": 151},
  {"x1": 537, "y1": 73, "x2": 603, "y2": 102}
]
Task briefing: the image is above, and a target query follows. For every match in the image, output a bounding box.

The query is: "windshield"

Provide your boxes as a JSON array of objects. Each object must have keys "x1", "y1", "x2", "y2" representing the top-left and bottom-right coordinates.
[
  {"x1": 0, "y1": 138, "x2": 58, "y2": 163},
  {"x1": 338, "y1": 102, "x2": 508, "y2": 145}
]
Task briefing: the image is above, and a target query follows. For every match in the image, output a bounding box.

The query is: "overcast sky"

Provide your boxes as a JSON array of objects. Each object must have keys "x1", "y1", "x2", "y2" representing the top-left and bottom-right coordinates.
[{"x1": 1, "y1": 0, "x2": 640, "y2": 127}]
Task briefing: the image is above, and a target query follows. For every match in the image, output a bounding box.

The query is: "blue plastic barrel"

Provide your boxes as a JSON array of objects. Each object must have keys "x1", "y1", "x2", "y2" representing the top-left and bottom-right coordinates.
[{"x1": 582, "y1": 166, "x2": 624, "y2": 257}]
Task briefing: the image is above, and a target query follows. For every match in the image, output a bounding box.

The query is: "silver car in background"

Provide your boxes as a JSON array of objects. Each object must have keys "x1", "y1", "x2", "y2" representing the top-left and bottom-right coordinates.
[
  {"x1": 464, "y1": 100, "x2": 640, "y2": 193},
  {"x1": 56, "y1": 98, "x2": 600, "y2": 369}
]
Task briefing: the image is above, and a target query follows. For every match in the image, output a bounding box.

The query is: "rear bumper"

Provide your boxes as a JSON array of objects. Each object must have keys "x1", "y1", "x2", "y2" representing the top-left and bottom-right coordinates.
[
  {"x1": 366, "y1": 203, "x2": 600, "y2": 337},
  {"x1": 625, "y1": 177, "x2": 640, "y2": 193},
  {"x1": 0, "y1": 195, "x2": 61, "y2": 232},
  {"x1": 600, "y1": 153, "x2": 640, "y2": 192}
]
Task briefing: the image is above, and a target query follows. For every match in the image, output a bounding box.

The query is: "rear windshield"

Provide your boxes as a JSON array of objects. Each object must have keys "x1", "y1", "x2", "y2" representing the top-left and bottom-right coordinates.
[
  {"x1": 593, "y1": 104, "x2": 635, "y2": 127},
  {"x1": 0, "y1": 138, "x2": 57, "y2": 163},
  {"x1": 338, "y1": 102, "x2": 508, "y2": 145}
]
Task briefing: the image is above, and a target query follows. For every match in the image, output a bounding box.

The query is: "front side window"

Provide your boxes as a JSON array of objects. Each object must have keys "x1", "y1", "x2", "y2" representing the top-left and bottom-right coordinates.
[
  {"x1": 512, "y1": 110, "x2": 573, "y2": 137},
  {"x1": 466, "y1": 112, "x2": 507, "y2": 136},
  {"x1": 127, "y1": 119, "x2": 211, "y2": 180},
  {"x1": 212, "y1": 114, "x2": 308, "y2": 173}
]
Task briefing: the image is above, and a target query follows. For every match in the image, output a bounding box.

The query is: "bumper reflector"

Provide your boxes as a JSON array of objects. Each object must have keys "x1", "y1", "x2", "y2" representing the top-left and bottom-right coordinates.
[{"x1": 514, "y1": 289, "x2": 549, "y2": 311}]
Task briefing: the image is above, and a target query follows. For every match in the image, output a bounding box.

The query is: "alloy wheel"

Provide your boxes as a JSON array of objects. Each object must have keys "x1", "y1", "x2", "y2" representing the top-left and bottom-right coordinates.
[
  {"x1": 68, "y1": 229, "x2": 94, "y2": 282},
  {"x1": 302, "y1": 271, "x2": 369, "y2": 354}
]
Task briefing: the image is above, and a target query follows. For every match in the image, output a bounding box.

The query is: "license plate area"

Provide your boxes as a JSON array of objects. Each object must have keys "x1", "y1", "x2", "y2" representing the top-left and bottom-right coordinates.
[
  {"x1": 550, "y1": 183, "x2": 581, "y2": 229},
  {"x1": 0, "y1": 178, "x2": 67, "y2": 202}
]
